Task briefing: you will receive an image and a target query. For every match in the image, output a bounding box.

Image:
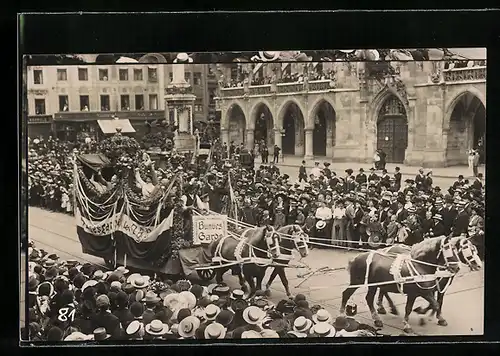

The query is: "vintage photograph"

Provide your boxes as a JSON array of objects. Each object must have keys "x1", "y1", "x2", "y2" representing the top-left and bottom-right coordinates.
[{"x1": 22, "y1": 49, "x2": 485, "y2": 342}]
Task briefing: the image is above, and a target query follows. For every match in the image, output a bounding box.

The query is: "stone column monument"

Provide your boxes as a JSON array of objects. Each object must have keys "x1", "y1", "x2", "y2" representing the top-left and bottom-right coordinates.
[{"x1": 164, "y1": 53, "x2": 197, "y2": 152}]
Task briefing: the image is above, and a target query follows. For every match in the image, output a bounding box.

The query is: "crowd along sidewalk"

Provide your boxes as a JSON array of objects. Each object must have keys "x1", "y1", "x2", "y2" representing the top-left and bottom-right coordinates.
[{"x1": 257, "y1": 156, "x2": 485, "y2": 180}]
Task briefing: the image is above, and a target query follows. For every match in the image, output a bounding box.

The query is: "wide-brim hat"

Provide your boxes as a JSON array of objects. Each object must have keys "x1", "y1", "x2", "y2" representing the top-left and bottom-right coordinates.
[
  {"x1": 293, "y1": 316, "x2": 313, "y2": 334},
  {"x1": 164, "y1": 293, "x2": 186, "y2": 311},
  {"x1": 178, "y1": 316, "x2": 200, "y2": 338},
  {"x1": 315, "y1": 220, "x2": 326, "y2": 230},
  {"x1": 231, "y1": 289, "x2": 245, "y2": 300},
  {"x1": 241, "y1": 330, "x2": 263, "y2": 339},
  {"x1": 258, "y1": 51, "x2": 281, "y2": 61},
  {"x1": 92, "y1": 327, "x2": 111, "y2": 340},
  {"x1": 312, "y1": 309, "x2": 332, "y2": 324},
  {"x1": 310, "y1": 322, "x2": 336, "y2": 337},
  {"x1": 179, "y1": 291, "x2": 197, "y2": 309},
  {"x1": 242, "y1": 306, "x2": 266, "y2": 325},
  {"x1": 145, "y1": 320, "x2": 169, "y2": 336},
  {"x1": 64, "y1": 331, "x2": 93, "y2": 341},
  {"x1": 204, "y1": 322, "x2": 227, "y2": 339},
  {"x1": 114, "y1": 266, "x2": 130, "y2": 276},
  {"x1": 203, "y1": 304, "x2": 221, "y2": 321},
  {"x1": 129, "y1": 275, "x2": 150, "y2": 289},
  {"x1": 125, "y1": 320, "x2": 142, "y2": 336},
  {"x1": 230, "y1": 298, "x2": 248, "y2": 312},
  {"x1": 142, "y1": 291, "x2": 161, "y2": 304}
]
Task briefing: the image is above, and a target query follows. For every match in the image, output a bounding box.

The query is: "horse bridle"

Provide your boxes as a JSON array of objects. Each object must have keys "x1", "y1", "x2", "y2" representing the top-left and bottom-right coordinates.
[
  {"x1": 459, "y1": 238, "x2": 481, "y2": 268},
  {"x1": 264, "y1": 227, "x2": 281, "y2": 258},
  {"x1": 437, "y1": 238, "x2": 460, "y2": 271}
]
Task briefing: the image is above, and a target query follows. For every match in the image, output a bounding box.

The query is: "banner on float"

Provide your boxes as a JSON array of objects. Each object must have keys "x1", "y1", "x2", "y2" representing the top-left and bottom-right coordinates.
[
  {"x1": 75, "y1": 207, "x2": 174, "y2": 243},
  {"x1": 192, "y1": 215, "x2": 227, "y2": 245}
]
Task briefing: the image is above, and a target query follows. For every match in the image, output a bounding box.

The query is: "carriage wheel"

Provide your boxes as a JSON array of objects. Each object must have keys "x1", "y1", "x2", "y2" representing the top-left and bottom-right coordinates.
[{"x1": 198, "y1": 269, "x2": 215, "y2": 281}]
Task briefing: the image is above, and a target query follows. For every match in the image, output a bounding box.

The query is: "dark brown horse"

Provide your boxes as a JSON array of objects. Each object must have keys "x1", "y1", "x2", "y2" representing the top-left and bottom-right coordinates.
[
  {"x1": 378, "y1": 236, "x2": 482, "y2": 322},
  {"x1": 208, "y1": 225, "x2": 281, "y2": 292},
  {"x1": 259, "y1": 225, "x2": 310, "y2": 297},
  {"x1": 340, "y1": 235, "x2": 461, "y2": 333}
]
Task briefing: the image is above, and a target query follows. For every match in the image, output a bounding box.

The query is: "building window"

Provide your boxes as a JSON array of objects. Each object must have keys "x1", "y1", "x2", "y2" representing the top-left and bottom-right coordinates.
[
  {"x1": 80, "y1": 96, "x2": 90, "y2": 111},
  {"x1": 185, "y1": 72, "x2": 191, "y2": 83},
  {"x1": 134, "y1": 68, "x2": 143, "y2": 81},
  {"x1": 59, "y1": 95, "x2": 69, "y2": 111},
  {"x1": 148, "y1": 68, "x2": 157, "y2": 82},
  {"x1": 57, "y1": 69, "x2": 67, "y2": 81},
  {"x1": 33, "y1": 70, "x2": 43, "y2": 84},
  {"x1": 34, "y1": 99, "x2": 46, "y2": 115},
  {"x1": 149, "y1": 94, "x2": 158, "y2": 110},
  {"x1": 100, "y1": 95, "x2": 110, "y2": 111},
  {"x1": 99, "y1": 69, "x2": 109, "y2": 81},
  {"x1": 135, "y1": 95, "x2": 144, "y2": 110},
  {"x1": 121, "y1": 95, "x2": 130, "y2": 110},
  {"x1": 78, "y1": 68, "x2": 88, "y2": 81},
  {"x1": 119, "y1": 69, "x2": 129, "y2": 81},
  {"x1": 194, "y1": 72, "x2": 202, "y2": 85},
  {"x1": 169, "y1": 72, "x2": 173, "y2": 82},
  {"x1": 195, "y1": 104, "x2": 203, "y2": 112}
]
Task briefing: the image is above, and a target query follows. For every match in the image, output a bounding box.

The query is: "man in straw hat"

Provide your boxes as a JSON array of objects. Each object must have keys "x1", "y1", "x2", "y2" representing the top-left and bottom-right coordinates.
[
  {"x1": 292, "y1": 316, "x2": 313, "y2": 337},
  {"x1": 178, "y1": 315, "x2": 200, "y2": 339},
  {"x1": 204, "y1": 322, "x2": 227, "y2": 339},
  {"x1": 309, "y1": 322, "x2": 336, "y2": 337},
  {"x1": 144, "y1": 319, "x2": 169, "y2": 340},
  {"x1": 431, "y1": 214, "x2": 446, "y2": 237}
]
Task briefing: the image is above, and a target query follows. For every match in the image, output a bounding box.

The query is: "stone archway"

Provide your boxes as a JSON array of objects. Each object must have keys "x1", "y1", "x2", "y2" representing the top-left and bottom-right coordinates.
[
  {"x1": 281, "y1": 102, "x2": 306, "y2": 155},
  {"x1": 445, "y1": 92, "x2": 486, "y2": 166},
  {"x1": 311, "y1": 100, "x2": 336, "y2": 157},
  {"x1": 376, "y1": 95, "x2": 408, "y2": 164},
  {"x1": 227, "y1": 104, "x2": 246, "y2": 146},
  {"x1": 253, "y1": 103, "x2": 274, "y2": 147}
]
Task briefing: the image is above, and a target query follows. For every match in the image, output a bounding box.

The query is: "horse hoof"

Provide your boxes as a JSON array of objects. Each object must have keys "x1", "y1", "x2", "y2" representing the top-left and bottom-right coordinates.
[
  {"x1": 390, "y1": 308, "x2": 399, "y2": 316},
  {"x1": 438, "y1": 319, "x2": 448, "y2": 327},
  {"x1": 377, "y1": 307, "x2": 387, "y2": 315},
  {"x1": 413, "y1": 307, "x2": 426, "y2": 315},
  {"x1": 374, "y1": 320, "x2": 383, "y2": 328},
  {"x1": 403, "y1": 326, "x2": 413, "y2": 334}
]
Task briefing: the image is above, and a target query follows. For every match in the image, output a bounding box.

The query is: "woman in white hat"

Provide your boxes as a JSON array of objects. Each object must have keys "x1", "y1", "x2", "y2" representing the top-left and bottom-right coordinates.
[
  {"x1": 178, "y1": 315, "x2": 200, "y2": 339},
  {"x1": 204, "y1": 322, "x2": 227, "y2": 339},
  {"x1": 312, "y1": 309, "x2": 333, "y2": 324},
  {"x1": 292, "y1": 316, "x2": 313, "y2": 337}
]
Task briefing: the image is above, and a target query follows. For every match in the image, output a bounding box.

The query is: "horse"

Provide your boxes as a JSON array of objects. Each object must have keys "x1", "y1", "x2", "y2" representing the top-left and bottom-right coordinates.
[
  {"x1": 340, "y1": 235, "x2": 461, "y2": 333},
  {"x1": 207, "y1": 225, "x2": 281, "y2": 293},
  {"x1": 260, "y1": 224, "x2": 310, "y2": 297},
  {"x1": 400, "y1": 236, "x2": 482, "y2": 321}
]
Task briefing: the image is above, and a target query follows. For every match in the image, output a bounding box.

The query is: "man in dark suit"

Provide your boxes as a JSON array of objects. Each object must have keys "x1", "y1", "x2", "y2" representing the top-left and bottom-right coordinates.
[
  {"x1": 378, "y1": 199, "x2": 391, "y2": 228},
  {"x1": 394, "y1": 167, "x2": 402, "y2": 192},
  {"x1": 415, "y1": 168, "x2": 426, "y2": 191},
  {"x1": 430, "y1": 214, "x2": 446, "y2": 237},
  {"x1": 380, "y1": 169, "x2": 391, "y2": 189},
  {"x1": 452, "y1": 201, "x2": 470, "y2": 236},
  {"x1": 91, "y1": 295, "x2": 122, "y2": 340},
  {"x1": 471, "y1": 173, "x2": 483, "y2": 191},
  {"x1": 355, "y1": 168, "x2": 367, "y2": 186},
  {"x1": 395, "y1": 200, "x2": 408, "y2": 223},
  {"x1": 441, "y1": 196, "x2": 458, "y2": 236},
  {"x1": 368, "y1": 168, "x2": 379, "y2": 183},
  {"x1": 298, "y1": 160, "x2": 308, "y2": 183},
  {"x1": 452, "y1": 175, "x2": 466, "y2": 190},
  {"x1": 323, "y1": 162, "x2": 332, "y2": 179},
  {"x1": 203, "y1": 174, "x2": 227, "y2": 213}
]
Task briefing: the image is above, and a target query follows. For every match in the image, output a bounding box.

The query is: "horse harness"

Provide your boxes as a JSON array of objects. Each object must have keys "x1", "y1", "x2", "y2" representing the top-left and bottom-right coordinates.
[{"x1": 366, "y1": 238, "x2": 459, "y2": 294}]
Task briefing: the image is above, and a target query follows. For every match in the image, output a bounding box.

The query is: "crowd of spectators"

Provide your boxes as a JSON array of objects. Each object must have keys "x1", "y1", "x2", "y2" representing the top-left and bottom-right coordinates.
[{"x1": 25, "y1": 242, "x2": 381, "y2": 341}]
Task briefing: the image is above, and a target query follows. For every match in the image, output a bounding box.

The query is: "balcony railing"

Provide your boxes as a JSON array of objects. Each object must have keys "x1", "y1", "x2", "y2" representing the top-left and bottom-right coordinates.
[
  {"x1": 309, "y1": 79, "x2": 333, "y2": 91},
  {"x1": 28, "y1": 115, "x2": 52, "y2": 124},
  {"x1": 443, "y1": 66, "x2": 486, "y2": 83},
  {"x1": 219, "y1": 87, "x2": 245, "y2": 97},
  {"x1": 276, "y1": 82, "x2": 304, "y2": 93},
  {"x1": 249, "y1": 85, "x2": 272, "y2": 95},
  {"x1": 53, "y1": 110, "x2": 164, "y2": 121}
]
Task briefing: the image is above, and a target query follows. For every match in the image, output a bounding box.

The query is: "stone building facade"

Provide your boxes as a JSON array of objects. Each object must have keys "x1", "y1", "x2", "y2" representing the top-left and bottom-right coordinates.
[{"x1": 215, "y1": 60, "x2": 486, "y2": 167}]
